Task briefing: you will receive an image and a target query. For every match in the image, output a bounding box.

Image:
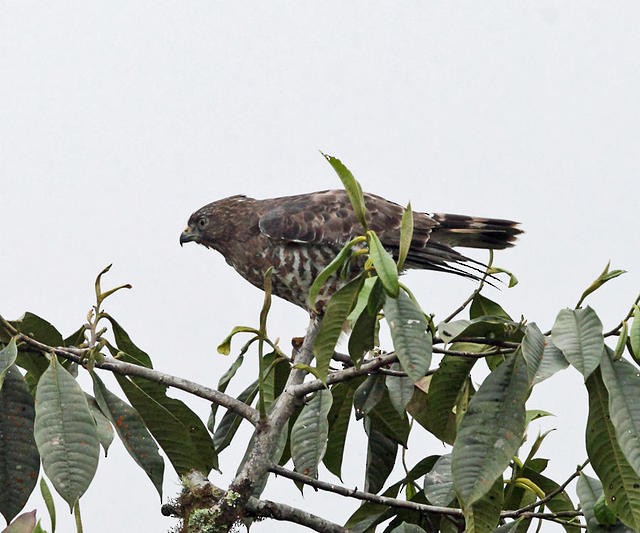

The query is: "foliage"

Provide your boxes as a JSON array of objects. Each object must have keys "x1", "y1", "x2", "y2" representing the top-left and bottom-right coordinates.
[{"x1": 0, "y1": 157, "x2": 639, "y2": 532}]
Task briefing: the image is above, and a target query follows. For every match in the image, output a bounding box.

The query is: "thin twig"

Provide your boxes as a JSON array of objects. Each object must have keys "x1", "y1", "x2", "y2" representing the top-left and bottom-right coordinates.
[{"x1": 0, "y1": 314, "x2": 260, "y2": 425}]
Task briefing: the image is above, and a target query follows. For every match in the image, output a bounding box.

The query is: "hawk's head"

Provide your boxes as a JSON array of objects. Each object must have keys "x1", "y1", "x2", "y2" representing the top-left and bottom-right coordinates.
[{"x1": 180, "y1": 194, "x2": 249, "y2": 249}]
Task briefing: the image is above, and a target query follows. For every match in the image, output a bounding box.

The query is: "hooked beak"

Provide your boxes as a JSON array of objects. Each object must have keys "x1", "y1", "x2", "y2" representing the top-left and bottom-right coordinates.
[{"x1": 180, "y1": 226, "x2": 198, "y2": 247}]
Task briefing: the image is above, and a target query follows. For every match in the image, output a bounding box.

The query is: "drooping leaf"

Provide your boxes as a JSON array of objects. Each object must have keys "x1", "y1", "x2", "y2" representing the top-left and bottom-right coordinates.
[
  {"x1": 85, "y1": 394, "x2": 114, "y2": 456},
  {"x1": 216, "y1": 326, "x2": 259, "y2": 355},
  {"x1": 92, "y1": 373, "x2": 164, "y2": 497},
  {"x1": 313, "y1": 276, "x2": 364, "y2": 380},
  {"x1": 367, "y1": 230, "x2": 399, "y2": 297},
  {"x1": 470, "y1": 294, "x2": 512, "y2": 320},
  {"x1": 103, "y1": 315, "x2": 152, "y2": 368},
  {"x1": 2, "y1": 510, "x2": 37, "y2": 533},
  {"x1": 323, "y1": 381, "x2": 358, "y2": 479},
  {"x1": 452, "y1": 352, "x2": 529, "y2": 506},
  {"x1": 322, "y1": 152, "x2": 368, "y2": 230},
  {"x1": 368, "y1": 390, "x2": 410, "y2": 447},
  {"x1": 415, "y1": 350, "x2": 477, "y2": 444},
  {"x1": 397, "y1": 203, "x2": 414, "y2": 271},
  {"x1": 0, "y1": 366, "x2": 39, "y2": 523},
  {"x1": 423, "y1": 454, "x2": 455, "y2": 506},
  {"x1": 442, "y1": 316, "x2": 524, "y2": 345},
  {"x1": 213, "y1": 380, "x2": 259, "y2": 453},
  {"x1": 39, "y1": 477, "x2": 56, "y2": 533},
  {"x1": 600, "y1": 348, "x2": 640, "y2": 478},
  {"x1": 551, "y1": 307, "x2": 604, "y2": 378},
  {"x1": 34, "y1": 356, "x2": 99, "y2": 510},
  {"x1": 389, "y1": 522, "x2": 426, "y2": 533},
  {"x1": 290, "y1": 389, "x2": 333, "y2": 479},
  {"x1": 209, "y1": 353, "x2": 246, "y2": 428},
  {"x1": 586, "y1": 367, "x2": 640, "y2": 529},
  {"x1": 115, "y1": 373, "x2": 216, "y2": 476},
  {"x1": 464, "y1": 477, "x2": 503, "y2": 533},
  {"x1": 364, "y1": 415, "x2": 397, "y2": 494},
  {"x1": 0, "y1": 339, "x2": 18, "y2": 389},
  {"x1": 384, "y1": 290, "x2": 431, "y2": 382},
  {"x1": 14, "y1": 313, "x2": 63, "y2": 347},
  {"x1": 385, "y1": 362, "x2": 414, "y2": 414},
  {"x1": 532, "y1": 338, "x2": 569, "y2": 384},
  {"x1": 577, "y1": 474, "x2": 635, "y2": 533},
  {"x1": 520, "y1": 323, "x2": 545, "y2": 384},
  {"x1": 630, "y1": 306, "x2": 640, "y2": 363},
  {"x1": 353, "y1": 374, "x2": 386, "y2": 420}
]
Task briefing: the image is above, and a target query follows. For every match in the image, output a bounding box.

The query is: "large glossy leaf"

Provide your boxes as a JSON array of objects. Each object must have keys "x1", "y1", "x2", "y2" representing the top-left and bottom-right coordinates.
[
  {"x1": 364, "y1": 415, "x2": 397, "y2": 494},
  {"x1": 322, "y1": 153, "x2": 368, "y2": 229},
  {"x1": 368, "y1": 390, "x2": 410, "y2": 447},
  {"x1": 521, "y1": 323, "x2": 545, "y2": 384},
  {"x1": 116, "y1": 373, "x2": 216, "y2": 476},
  {"x1": 290, "y1": 389, "x2": 332, "y2": 479},
  {"x1": 0, "y1": 366, "x2": 39, "y2": 522},
  {"x1": 586, "y1": 367, "x2": 640, "y2": 529},
  {"x1": 416, "y1": 351, "x2": 476, "y2": 444},
  {"x1": 323, "y1": 382, "x2": 357, "y2": 479},
  {"x1": 384, "y1": 290, "x2": 431, "y2": 382},
  {"x1": 353, "y1": 374, "x2": 385, "y2": 419},
  {"x1": 367, "y1": 230, "x2": 399, "y2": 297},
  {"x1": 551, "y1": 307, "x2": 604, "y2": 378},
  {"x1": 389, "y1": 522, "x2": 427, "y2": 533},
  {"x1": 92, "y1": 373, "x2": 164, "y2": 497},
  {"x1": 0, "y1": 339, "x2": 18, "y2": 389},
  {"x1": 34, "y1": 356, "x2": 99, "y2": 509},
  {"x1": 85, "y1": 394, "x2": 114, "y2": 456},
  {"x1": 464, "y1": 477, "x2": 503, "y2": 533},
  {"x1": 313, "y1": 276, "x2": 364, "y2": 380},
  {"x1": 533, "y1": 338, "x2": 569, "y2": 384},
  {"x1": 470, "y1": 294, "x2": 512, "y2": 320},
  {"x1": 600, "y1": 349, "x2": 640, "y2": 478},
  {"x1": 452, "y1": 352, "x2": 529, "y2": 506},
  {"x1": 104, "y1": 315, "x2": 152, "y2": 368},
  {"x1": 14, "y1": 313, "x2": 63, "y2": 347}
]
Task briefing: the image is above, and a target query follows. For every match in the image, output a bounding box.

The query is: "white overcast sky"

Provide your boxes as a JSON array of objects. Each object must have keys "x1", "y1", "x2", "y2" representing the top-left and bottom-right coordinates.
[{"x1": 2, "y1": 3, "x2": 639, "y2": 532}]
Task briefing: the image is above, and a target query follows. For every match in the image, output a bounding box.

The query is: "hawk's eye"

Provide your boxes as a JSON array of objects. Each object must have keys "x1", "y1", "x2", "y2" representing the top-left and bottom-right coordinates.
[{"x1": 198, "y1": 217, "x2": 208, "y2": 229}]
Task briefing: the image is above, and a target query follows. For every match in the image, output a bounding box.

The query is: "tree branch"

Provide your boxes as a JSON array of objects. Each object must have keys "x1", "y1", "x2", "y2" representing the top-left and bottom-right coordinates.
[
  {"x1": 0, "y1": 314, "x2": 260, "y2": 425},
  {"x1": 246, "y1": 498, "x2": 346, "y2": 532}
]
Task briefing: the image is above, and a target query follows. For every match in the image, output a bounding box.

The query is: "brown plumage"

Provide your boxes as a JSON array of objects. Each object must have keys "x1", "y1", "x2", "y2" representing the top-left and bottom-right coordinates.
[{"x1": 180, "y1": 190, "x2": 522, "y2": 311}]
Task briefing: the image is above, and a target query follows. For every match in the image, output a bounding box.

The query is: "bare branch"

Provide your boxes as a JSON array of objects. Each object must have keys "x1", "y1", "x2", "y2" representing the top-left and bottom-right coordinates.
[
  {"x1": 246, "y1": 498, "x2": 346, "y2": 532},
  {"x1": 0, "y1": 314, "x2": 260, "y2": 425}
]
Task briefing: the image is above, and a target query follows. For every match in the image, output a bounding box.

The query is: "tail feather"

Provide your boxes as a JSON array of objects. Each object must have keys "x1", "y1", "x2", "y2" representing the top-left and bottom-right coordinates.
[{"x1": 431, "y1": 213, "x2": 522, "y2": 249}]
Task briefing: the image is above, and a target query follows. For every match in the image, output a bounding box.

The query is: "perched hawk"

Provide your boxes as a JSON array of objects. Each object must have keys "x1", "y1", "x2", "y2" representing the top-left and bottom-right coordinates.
[{"x1": 180, "y1": 190, "x2": 521, "y2": 311}]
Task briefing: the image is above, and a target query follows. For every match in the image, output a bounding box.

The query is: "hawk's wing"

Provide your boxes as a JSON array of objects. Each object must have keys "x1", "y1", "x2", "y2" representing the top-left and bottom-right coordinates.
[{"x1": 258, "y1": 189, "x2": 437, "y2": 250}]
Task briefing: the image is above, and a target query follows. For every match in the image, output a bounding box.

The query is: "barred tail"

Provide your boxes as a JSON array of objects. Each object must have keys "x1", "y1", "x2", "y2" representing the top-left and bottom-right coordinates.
[{"x1": 430, "y1": 213, "x2": 522, "y2": 250}]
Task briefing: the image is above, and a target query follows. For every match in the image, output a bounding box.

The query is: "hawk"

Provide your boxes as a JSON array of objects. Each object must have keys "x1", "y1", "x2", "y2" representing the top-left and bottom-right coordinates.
[{"x1": 180, "y1": 190, "x2": 521, "y2": 311}]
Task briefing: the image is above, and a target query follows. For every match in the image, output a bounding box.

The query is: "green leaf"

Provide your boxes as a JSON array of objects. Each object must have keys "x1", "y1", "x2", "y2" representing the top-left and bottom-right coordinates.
[
  {"x1": 397, "y1": 203, "x2": 414, "y2": 271},
  {"x1": 486, "y1": 266, "x2": 518, "y2": 288},
  {"x1": 389, "y1": 523, "x2": 426, "y2": 533},
  {"x1": 424, "y1": 454, "x2": 455, "y2": 506},
  {"x1": 40, "y1": 477, "x2": 56, "y2": 533},
  {"x1": 353, "y1": 374, "x2": 386, "y2": 420},
  {"x1": 364, "y1": 415, "x2": 397, "y2": 494},
  {"x1": 412, "y1": 352, "x2": 476, "y2": 444},
  {"x1": 577, "y1": 474, "x2": 635, "y2": 533},
  {"x1": 0, "y1": 366, "x2": 40, "y2": 523},
  {"x1": 34, "y1": 356, "x2": 99, "y2": 510},
  {"x1": 525, "y1": 409, "x2": 553, "y2": 426},
  {"x1": 464, "y1": 477, "x2": 503, "y2": 533},
  {"x1": 551, "y1": 306, "x2": 604, "y2": 378},
  {"x1": 209, "y1": 353, "x2": 246, "y2": 428},
  {"x1": 368, "y1": 390, "x2": 411, "y2": 447},
  {"x1": 322, "y1": 152, "x2": 368, "y2": 230},
  {"x1": 600, "y1": 348, "x2": 640, "y2": 478},
  {"x1": 367, "y1": 231, "x2": 399, "y2": 297},
  {"x1": 3, "y1": 510, "x2": 37, "y2": 533},
  {"x1": 521, "y1": 323, "x2": 545, "y2": 384},
  {"x1": 385, "y1": 363, "x2": 414, "y2": 414},
  {"x1": 291, "y1": 389, "x2": 333, "y2": 479},
  {"x1": 15, "y1": 313, "x2": 63, "y2": 347},
  {"x1": 92, "y1": 373, "x2": 164, "y2": 497},
  {"x1": 213, "y1": 380, "x2": 259, "y2": 453},
  {"x1": 313, "y1": 276, "x2": 364, "y2": 380},
  {"x1": 85, "y1": 394, "x2": 114, "y2": 456},
  {"x1": 470, "y1": 294, "x2": 512, "y2": 320},
  {"x1": 0, "y1": 339, "x2": 18, "y2": 389},
  {"x1": 614, "y1": 321, "x2": 628, "y2": 360},
  {"x1": 586, "y1": 367, "x2": 640, "y2": 529},
  {"x1": 104, "y1": 315, "x2": 153, "y2": 368},
  {"x1": 216, "y1": 326, "x2": 259, "y2": 355},
  {"x1": 630, "y1": 306, "x2": 640, "y2": 363},
  {"x1": 452, "y1": 352, "x2": 529, "y2": 506},
  {"x1": 323, "y1": 382, "x2": 358, "y2": 479},
  {"x1": 384, "y1": 290, "x2": 431, "y2": 382},
  {"x1": 576, "y1": 262, "x2": 626, "y2": 308},
  {"x1": 533, "y1": 338, "x2": 569, "y2": 384},
  {"x1": 115, "y1": 373, "x2": 216, "y2": 476}
]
